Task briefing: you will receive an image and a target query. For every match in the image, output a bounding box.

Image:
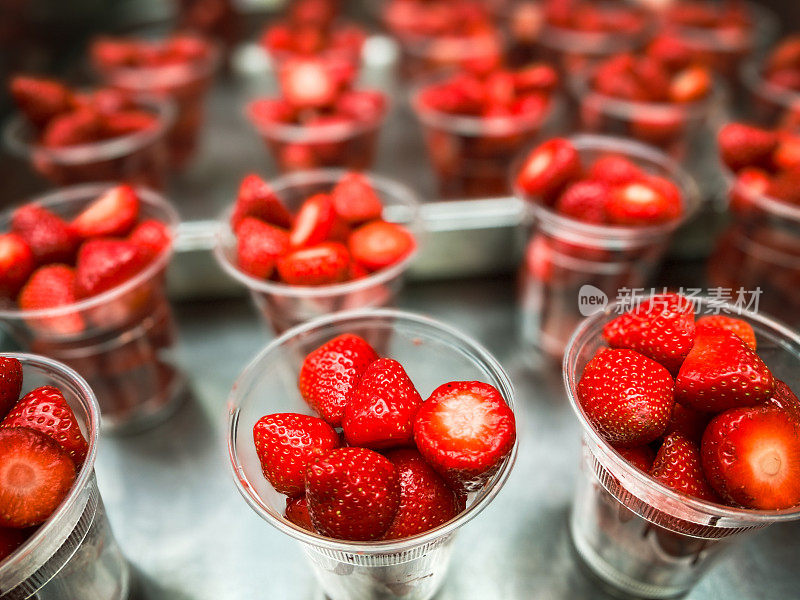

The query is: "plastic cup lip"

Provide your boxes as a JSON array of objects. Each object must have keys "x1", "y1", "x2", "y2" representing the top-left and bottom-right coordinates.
[
  {"x1": 3, "y1": 95, "x2": 176, "y2": 165},
  {"x1": 538, "y1": 8, "x2": 654, "y2": 55},
  {"x1": 0, "y1": 352, "x2": 100, "y2": 580},
  {"x1": 213, "y1": 168, "x2": 422, "y2": 299},
  {"x1": 0, "y1": 183, "x2": 179, "y2": 322},
  {"x1": 510, "y1": 133, "x2": 701, "y2": 247},
  {"x1": 717, "y1": 153, "x2": 800, "y2": 223},
  {"x1": 562, "y1": 296, "x2": 800, "y2": 524},
  {"x1": 740, "y1": 57, "x2": 800, "y2": 113},
  {"x1": 226, "y1": 307, "x2": 519, "y2": 554}
]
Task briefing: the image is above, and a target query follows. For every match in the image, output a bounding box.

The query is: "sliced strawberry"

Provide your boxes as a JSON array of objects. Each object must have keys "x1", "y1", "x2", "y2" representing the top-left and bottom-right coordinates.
[
  {"x1": 718, "y1": 123, "x2": 778, "y2": 172},
  {"x1": 71, "y1": 184, "x2": 140, "y2": 239},
  {"x1": 289, "y1": 193, "x2": 336, "y2": 248},
  {"x1": 276, "y1": 242, "x2": 350, "y2": 286},
  {"x1": 0, "y1": 526, "x2": 29, "y2": 561},
  {"x1": 668, "y1": 65, "x2": 712, "y2": 103},
  {"x1": 348, "y1": 221, "x2": 415, "y2": 272},
  {"x1": 515, "y1": 138, "x2": 581, "y2": 202},
  {"x1": 230, "y1": 174, "x2": 293, "y2": 231},
  {"x1": 343, "y1": 358, "x2": 423, "y2": 449},
  {"x1": 0, "y1": 427, "x2": 77, "y2": 528},
  {"x1": 279, "y1": 58, "x2": 339, "y2": 109},
  {"x1": 18, "y1": 266, "x2": 84, "y2": 336},
  {"x1": 414, "y1": 381, "x2": 515, "y2": 490},
  {"x1": 128, "y1": 219, "x2": 172, "y2": 261},
  {"x1": 606, "y1": 179, "x2": 681, "y2": 225},
  {"x1": 102, "y1": 110, "x2": 157, "y2": 137},
  {"x1": 253, "y1": 412, "x2": 339, "y2": 497},
  {"x1": 74, "y1": 238, "x2": 150, "y2": 299},
  {"x1": 651, "y1": 433, "x2": 719, "y2": 502},
  {"x1": 306, "y1": 447, "x2": 400, "y2": 540},
  {"x1": 298, "y1": 334, "x2": 379, "y2": 426},
  {"x1": 9, "y1": 76, "x2": 74, "y2": 129},
  {"x1": 616, "y1": 445, "x2": 655, "y2": 472},
  {"x1": 41, "y1": 108, "x2": 104, "y2": 148},
  {"x1": 11, "y1": 204, "x2": 80, "y2": 265},
  {"x1": 284, "y1": 496, "x2": 315, "y2": 532},
  {"x1": 696, "y1": 315, "x2": 756, "y2": 351},
  {"x1": 587, "y1": 155, "x2": 645, "y2": 186},
  {"x1": 336, "y1": 90, "x2": 387, "y2": 123},
  {"x1": 0, "y1": 234, "x2": 35, "y2": 299},
  {"x1": 765, "y1": 380, "x2": 800, "y2": 423},
  {"x1": 248, "y1": 98, "x2": 296, "y2": 126},
  {"x1": 702, "y1": 407, "x2": 800, "y2": 509},
  {"x1": 1, "y1": 385, "x2": 88, "y2": 467},
  {"x1": 664, "y1": 402, "x2": 711, "y2": 444},
  {"x1": 235, "y1": 217, "x2": 290, "y2": 280},
  {"x1": 331, "y1": 172, "x2": 383, "y2": 224},
  {"x1": 0, "y1": 358, "x2": 23, "y2": 420},
  {"x1": 554, "y1": 180, "x2": 610, "y2": 224}
]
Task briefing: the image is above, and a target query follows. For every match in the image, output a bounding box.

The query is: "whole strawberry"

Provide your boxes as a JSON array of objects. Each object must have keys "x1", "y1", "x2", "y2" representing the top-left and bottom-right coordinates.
[
  {"x1": 71, "y1": 184, "x2": 139, "y2": 239},
  {"x1": 74, "y1": 238, "x2": 150, "y2": 299},
  {"x1": 253, "y1": 412, "x2": 339, "y2": 497},
  {"x1": 0, "y1": 233, "x2": 35, "y2": 299},
  {"x1": 650, "y1": 433, "x2": 718, "y2": 502},
  {"x1": 305, "y1": 447, "x2": 400, "y2": 540},
  {"x1": 616, "y1": 445, "x2": 655, "y2": 472},
  {"x1": 11, "y1": 204, "x2": 80, "y2": 266},
  {"x1": 0, "y1": 358, "x2": 23, "y2": 419},
  {"x1": 663, "y1": 402, "x2": 710, "y2": 444},
  {"x1": 236, "y1": 217, "x2": 290, "y2": 280},
  {"x1": 695, "y1": 315, "x2": 756, "y2": 351},
  {"x1": 515, "y1": 138, "x2": 582, "y2": 202},
  {"x1": 765, "y1": 380, "x2": 800, "y2": 423},
  {"x1": 718, "y1": 123, "x2": 778, "y2": 172},
  {"x1": 577, "y1": 348, "x2": 674, "y2": 446},
  {"x1": 284, "y1": 496, "x2": 315, "y2": 532},
  {"x1": 230, "y1": 174, "x2": 293, "y2": 231}
]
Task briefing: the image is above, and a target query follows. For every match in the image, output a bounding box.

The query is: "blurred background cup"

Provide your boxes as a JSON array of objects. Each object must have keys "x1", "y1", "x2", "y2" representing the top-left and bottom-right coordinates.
[
  {"x1": 0, "y1": 352, "x2": 129, "y2": 600},
  {"x1": 562, "y1": 296, "x2": 800, "y2": 599},
  {"x1": 741, "y1": 58, "x2": 800, "y2": 129},
  {"x1": 226, "y1": 308, "x2": 517, "y2": 600}
]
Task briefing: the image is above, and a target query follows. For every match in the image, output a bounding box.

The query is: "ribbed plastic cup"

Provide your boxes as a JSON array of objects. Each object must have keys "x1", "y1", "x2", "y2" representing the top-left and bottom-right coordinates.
[{"x1": 226, "y1": 309, "x2": 517, "y2": 600}]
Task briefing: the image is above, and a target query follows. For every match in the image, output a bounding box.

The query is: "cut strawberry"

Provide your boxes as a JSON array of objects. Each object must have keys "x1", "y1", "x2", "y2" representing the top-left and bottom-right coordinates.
[
  {"x1": 0, "y1": 234, "x2": 35, "y2": 299},
  {"x1": 765, "y1": 380, "x2": 800, "y2": 423},
  {"x1": 284, "y1": 496, "x2": 315, "y2": 532},
  {"x1": 0, "y1": 358, "x2": 23, "y2": 420},
  {"x1": 41, "y1": 108, "x2": 104, "y2": 148},
  {"x1": 11, "y1": 204, "x2": 80, "y2": 266},
  {"x1": 71, "y1": 184, "x2": 140, "y2": 239},
  {"x1": 0, "y1": 427, "x2": 77, "y2": 528},
  {"x1": 616, "y1": 445, "x2": 655, "y2": 472},
  {"x1": 128, "y1": 219, "x2": 172, "y2": 261},
  {"x1": 696, "y1": 315, "x2": 756, "y2": 351},
  {"x1": 83, "y1": 88, "x2": 135, "y2": 114},
  {"x1": 230, "y1": 174, "x2": 293, "y2": 231},
  {"x1": 279, "y1": 58, "x2": 339, "y2": 109},
  {"x1": 331, "y1": 172, "x2": 383, "y2": 224},
  {"x1": 554, "y1": 180, "x2": 610, "y2": 224},
  {"x1": 74, "y1": 239, "x2": 149, "y2": 299},
  {"x1": 702, "y1": 406, "x2": 800, "y2": 509},
  {"x1": 10, "y1": 76, "x2": 74, "y2": 129},
  {"x1": 414, "y1": 380, "x2": 515, "y2": 490},
  {"x1": 18, "y1": 265, "x2": 85, "y2": 336},
  {"x1": 514, "y1": 63, "x2": 560, "y2": 93},
  {"x1": 235, "y1": 217, "x2": 290, "y2": 280},
  {"x1": 718, "y1": 123, "x2": 778, "y2": 172},
  {"x1": 650, "y1": 433, "x2": 719, "y2": 502},
  {"x1": 605, "y1": 179, "x2": 681, "y2": 225},
  {"x1": 668, "y1": 65, "x2": 712, "y2": 103},
  {"x1": 772, "y1": 134, "x2": 800, "y2": 172},
  {"x1": 277, "y1": 242, "x2": 350, "y2": 286},
  {"x1": 348, "y1": 221, "x2": 415, "y2": 272},
  {"x1": 515, "y1": 138, "x2": 581, "y2": 202},
  {"x1": 289, "y1": 193, "x2": 336, "y2": 248},
  {"x1": 102, "y1": 110, "x2": 158, "y2": 137},
  {"x1": 587, "y1": 155, "x2": 645, "y2": 186}
]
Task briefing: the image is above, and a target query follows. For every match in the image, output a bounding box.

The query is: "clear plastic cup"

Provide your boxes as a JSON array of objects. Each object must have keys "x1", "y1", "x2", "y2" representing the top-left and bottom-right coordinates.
[
  {"x1": 512, "y1": 134, "x2": 700, "y2": 358},
  {"x1": 0, "y1": 352, "x2": 129, "y2": 600},
  {"x1": 226, "y1": 308, "x2": 517, "y2": 600},
  {"x1": 562, "y1": 297, "x2": 800, "y2": 599},
  {"x1": 741, "y1": 58, "x2": 800, "y2": 129},
  {"x1": 3, "y1": 96, "x2": 173, "y2": 190},
  {"x1": 0, "y1": 184, "x2": 184, "y2": 434},
  {"x1": 214, "y1": 169, "x2": 421, "y2": 335}
]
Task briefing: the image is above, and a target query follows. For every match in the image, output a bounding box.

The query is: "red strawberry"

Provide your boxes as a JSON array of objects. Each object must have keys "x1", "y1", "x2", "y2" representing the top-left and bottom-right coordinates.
[
  {"x1": 668, "y1": 65, "x2": 712, "y2": 103},
  {"x1": 1, "y1": 385, "x2": 88, "y2": 467},
  {"x1": 348, "y1": 221, "x2": 415, "y2": 272},
  {"x1": 18, "y1": 266, "x2": 85, "y2": 335},
  {"x1": 337, "y1": 90, "x2": 387, "y2": 123},
  {"x1": 102, "y1": 110, "x2": 157, "y2": 137},
  {"x1": 342, "y1": 358, "x2": 423, "y2": 449},
  {"x1": 84, "y1": 88, "x2": 135, "y2": 114},
  {"x1": 718, "y1": 123, "x2": 778, "y2": 172},
  {"x1": 0, "y1": 358, "x2": 23, "y2": 419},
  {"x1": 331, "y1": 173, "x2": 383, "y2": 224},
  {"x1": 71, "y1": 184, "x2": 140, "y2": 239},
  {"x1": 284, "y1": 496, "x2": 315, "y2": 532},
  {"x1": 230, "y1": 175, "x2": 293, "y2": 231},
  {"x1": 0, "y1": 427, "x2": 77, "y2": 528},
  {"x1": 0, "y1": 234, "x2": 35, "y2": 299},
  {"x1": 0, "y1": 526, "x2": 29, "y2": 561},
  {"x1": 578, "y1": 349, "x2": 674, "y2": 446},
  {"x1": 11, "y1": 204, "x2": 80, "y2": 265},
  {"x1": 514, "y1": 63, "x2": 559, "y2": 93},
  {"x1": 298, "y1": 334, "x2": 379, "y2": 426},
  {"x1": 767, "y1": 169, "x2": 800, "y2": 205},
  {"x1": 696, "y1": 315, "x2": 756, "y2": 351},
  {"x1": 9, "y1": 76, "x2": 74, "y2": 128},
  {"x1": 730, "y1": 167, "x2": 770, "y2": 214},
  {"x1": 702, "y1": 407, "x2": 800, "y2": 509},
  {"x1": 616, "y1": 445, "x2": 655, "y2": 472},
  {"x1": 587, "y1": 155, "x2": 644, "y2": 186},
  {"x1": 606, "y1": 179, "x2": 681, "y2": 225},
  {"x1": 772, "y1": 134, "x2": 800, "y2": 172},
  {"x1": 414, "y1": 381, "x2": 515, "y2": 490},
  {"x1": 279, "y1": 58, "x2": 339, "y2": 109},
  {"x1": 235, "y1": 217, "x2": 290, "y2": 279},
  {"x1": 41, "y1": 108, "x2": 103, "y2": 148},
  {"x1": 382, "y1": 448, "x2": 463, "y2": 540},
  {"x1": 676, "y1": 328, "x2": 774, "y2": 413},
  {"x1": 74, "y1": 239, "x2": 149, "y2": 299},
  {"x1": 664, "y1": 402, "x2": 711, "y2": 444},
  {"x1": 554, "y1": 180, "x2": 610, "y2": 223},
  {"x1": 289, "y1": 193, "x2": 336, "y2": 248},
  {"x1": 128, "y1": 219, "x2": 172, "y2": 261},
  {"x1": 765, "y1": 381, "x2": 800, "y2": 423},
  {"x1": 276, "y1": 242, "x2": 350, "y2": 286},
  {"x1": 247, "y1": 97, "x2": 295, "y2": 126},
  {"x1": 306, "y1": 447, "x2": 400, "y2": 540},
  {"x1": 650, "y1": 433, "x2": 719, "y2": 502},
  {"x1": 253, "y1": 412, "x2": 339, "y2": 497},
  {"x1": 515, "y1": 138, "x2": 581, "y2": 201},
  {"x1": 603, "y1": 293, "x2": 696, "y2": 374}
]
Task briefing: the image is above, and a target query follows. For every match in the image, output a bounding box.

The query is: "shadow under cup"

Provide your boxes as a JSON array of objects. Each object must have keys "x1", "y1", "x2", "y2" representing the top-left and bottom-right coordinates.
[
  {"x1": 562, "y1": 299, "x2": 800, "y2": 599},
  {"x1": 226, "y1": 309, "x2": 517, "y2": 600}
]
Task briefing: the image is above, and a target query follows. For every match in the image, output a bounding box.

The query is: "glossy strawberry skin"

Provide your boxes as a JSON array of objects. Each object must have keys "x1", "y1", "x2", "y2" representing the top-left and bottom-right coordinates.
[
  {"x1": 11, "y1": 205, "x2": 80, "y2": 266},
  {"x1": 605, "y1": 179, "x2": 682, "y2": 226},
  {"x1": 696, "y1": 315, "x2": 756, "y2": 351},
  {"x1": 18, "y1": 265, "x2": 85, "y2": 336},
  {"x1": 554, "y1": 180, "x2": 610, "y2": 223},
  {"x1": 128, "y1": 219, "x2": 172, "y2": 261},
  {"x1": 235, "y1": 217, "x2": 290, "y2": 280},
  {"x1": 0, "y1": 358, "x2": 23, "y2": 419},
  {"x1": 765, "y1": 380, "x2": 800, "y2": 423},
  {"x1": 663, "y1": 402, "x2": 711, "y2": 444},
  {"x1": 718, "y1": 123, "x2": 778, "y2": 172},
  {"x1": 331, "y1": 172, "x2": 383, "y2": 224},
  {"x1": 10, "y1": 76, "x2": 74, "y2": 128},
  {"x1": 587, "y1": 155, "x2": 645, "y2": 186},
  {"x1": 515, "y1": 138, "x2": 582, "y2": 202},
  {"x1": 230, "y1": 174, "x2": 293, "y2": 231},
  {"x1": 650, "y1": 433, "x2": 719, "y2": 502},
  {"x1": 348, "y1": 221, "x2": 415, "y2": 272},
  {"x1": 74, "y1": 239, "x2": 150, "y2": 299},
  {"x1": 0, "y1": 234, "x2": 35, "y2": 299},
  {"x1": 284, "y1": 496, "x2": 315, "y2": 532},
  {"x1": 616, "y1": 445, "x2": 655, "y2": 472},
  {"x1": 276, "y1": 242, "x2": 350, "y2": 286}
]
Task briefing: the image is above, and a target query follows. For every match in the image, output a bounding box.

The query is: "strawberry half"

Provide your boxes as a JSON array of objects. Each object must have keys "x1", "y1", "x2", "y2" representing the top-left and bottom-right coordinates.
[
  {"x1": 0, "y1": 427, "x2": 77, "y2": 528},
  {"x1": 289, "y1": 193, "x2": 337, "y2": 248},
  {"x1": 18, "y1": 265, "x2": 85, "y2": 336},
  {"x1": 230, "y1": 174, "x2": 293, "y2": 231},
  {"x1": 278, "y1": 58, "x2": 339, "y2": 109},
  {"x1": 331, "y1": 172, "x2": 383, "y2": 224},
  {"x1": 276, "y1": 242, "x2": 350, "y2": 286},
  {"x1": 718, "y1": 123, "x2": 778, "y2": 172},
  {"x1": 650, "y1": 433, "x2": 719, "y2": 502},
  {"x1": 306, "y1": 447, "x2": 400, "y2": 541},
  {"x1": 343, "y1": 358, "x2": 423, "y2": 449},
  {"x1": 765, "y1": 380, "x2": 800, "y2": 423},
  {"x1": 515, "y1": 138, "x2": 581, "y2": 202},
  {"x1": 253, "y1": 412, "x2": 339, "y2": 497},
  {"x1": 235, "y1": 217, "x2": 290, "y2": 280},
  {"x1": 74, "y1": 239, "x2": 150, "y2": 299},
  {"x1": 348, "y1": 221, "x2": 415, "y2": 272},
  {"x1": 0, "y1": 233, "x2": 35, "y2": 299},
  {"x1": 413, "y1": 381, "x2": 516, "y2": 491},
  {"x1": 587, "y1": 155, "x2": 645, "y2": 186},
  {"x1": 382, "y1": 448, "x2": 463, "y2": 540},
  {"x1": 0, "y1": 358, "x2": 23, "y2": 419},
  {"x1": 10, "y1": 76, "x2": 74, "y2": 129},
  {"x1": 11, "y1": 204, "x2": 80, "y2": 266},
  {"x1": 284, "y1": 496, "x2": 315, "y2": 532},
  {"x1": 128, "y1": 219, "x2": 172, "y2": 261},
  {"x1": 71, "y1": 184, "x2": 139, "y2": 239},
  {"x1": 696, "y1": 314, "x2": 756, "y2": 351},
  {"x1": 605, "y1": 179, "x2": 682, "y2": 226},
  {"x1": 676, "y1": 327, "x2": 774, "y2": 413},
  {"x1": 554, "y1": 180, "x2": 610, "y2": 224},
  {"x1": 298, "y1": 333, "x2": 379, "y2": 426},
  {"x1": 616, "y1": 445, "x2": 655, "y2": 472},
  {"x1": 702, "y1": 406, "x2": 800, "y2": 509}
]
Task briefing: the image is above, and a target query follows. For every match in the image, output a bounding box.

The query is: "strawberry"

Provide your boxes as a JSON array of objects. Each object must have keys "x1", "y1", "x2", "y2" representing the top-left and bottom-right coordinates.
[
  {"x1": 305, "y1": 447, "x2": 400, "y2": 540},
  {"x1": 279, "y1": 58, "x2": 339, "y2": 109},
  {"x1": 11, "y1": 204, "x2": 80, "y2": 265},
  {"x1": 298, "y1": 334, "x2": 379, "y2": 426},
  {"x1": 767, "y1": 169, "x2": 800, "y2": 205},
  {"x1": 413, "y1": 381, "x2": 515, "y2": 490},
  {"x1": 230, "y1": 175, "x2": 293, "y2": 231},
  {"x1": 18, "y1": 266, "x2": 84, "y2": 336},
  {"x1": 284, "y1": 496, "x2": 315, "y2": 532},
  {"x1": 9, "y1": 76, "x2": 74, "y2": 129},
  {"x1": 650, "y1": 433, "x2": 719, "y2": 502},
  {"x1": 587, "y1": 155, "x2": 644, "y2": 186},
  {"x1": 289, "y1": 193, "x2": 336, "y2": 248},
  {"x1": 603, "y1": 293, "x2": 696, "y2": 374},
  {"x1": 247, "y1": 98, "x2": 296, "y2": 126},
  {"x1": 0, "y1": 358, "x2": 23, "y2": 419},
  {"x1": 0, "y1": 234, "x2": 35, "y2": 299},
  {"x1": 253, "y1": 412, "x2": 339, "y2": 497},
  {"x1": 514, "y1": 63, "x2": 560, "y2": 93},
  {"x1": 128, "y1": 219, "x2": 172, "y2": 261},
  {"x1": 772, "y1": 134, "x2": 800, "y2": 172},
  {"x1": 41, "y1": 108, "x2": 103, "y2": 148},
  {"x1": 718, "y1": 123, "x2": 778, "y2": 172},
  {"x1": 616, "y1": 445, "x2": 655, "y2": 472},
  {"x1": 0, "y1": 526, "x2": 29, "y2": 561},
  {"x1": 71, "y1": 184, "x2": 140, "y2": 239},
  {"x1": 342, "y1": 358, "x2": 423, "y2": 449},
  {"x1": 668, "y1": 65, "x2": 712, "y2": 103},
  {"x1": 74, "y1": 239, "x2": 149, "y2": 299},
  {"x1": 664, "y1": 403, "x2": 711, "y2": 444},
  {"x1": 276, "y1": 242, "x2": 350, "y2": 286},
  {"x1": 348, "y1": 221, "x2": 415, "y2": 272},
  {"x1": 0, "y1": 427, "x2": 77, "y2": 528},
  {"x1": 515, "y1": 138, "x2": 581, "y2": 202},
  {"x1": 382, "y1": 448, "x2": 463, "y2": 540},
  {"x1": 336, "y1": 90, "x2": 387, "y2": 123},
  {"x1": 765, "y1": 381, "x2": 800, "y2": 423},
  {"x1": 331, "y1": 172, "x2": 383, "y2": 224},
  {"x1": 1, "y1": 385, "x2": 88, "y2": 467},
  {"x1": 578, "y1": 349, "x2": 674, "y2": 446},
  {"x1": 83, "y1": 88, "x2": 135, "y2": 114},
  {"x1": 730, "y1": 167, "x2": 770, "y2": 214},
  {"x1": 554, "y1": 180, "x2": 610, "y2": 224},
  {"x1": 696, "y1": 315, "x2": 756, "y2": 351},
  {"x1": 676, "y1": 327, "x2": 774, "y2": 413},
  {"x1": 702, "y1": 407, "x2": 800, "y2": 509},
  {"x1": 235, "y1": 217, "x2": 290, "y2": 279},
  {"x1": 605, "y1": 179, "x2": 681, "y2": 225},
  {"x1": 102, "y1": 110, "x2": 158, "y2": 137}
]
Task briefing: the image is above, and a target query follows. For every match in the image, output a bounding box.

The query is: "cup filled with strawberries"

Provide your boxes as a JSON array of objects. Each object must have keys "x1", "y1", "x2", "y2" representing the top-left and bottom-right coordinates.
[
  {"x1": 563, "y1": 292, "x2": 800, "y2": 598},
  {"x1": 0, "y1": 184, "x2": 183, "y2": 432},
  {"x1": 214, "y1": 170, "x2": 420, "y2": 334},
  {"x1": 513, "y1": 134, "x2": 698, "y2": 357},
  {"x1": 5, "y1": 75, "x2": 173, "y2": 189},
  {"x1": 0, "y1": 354, "x2": 129, "y2": 599},
  {"x1": 742, "y1": 35, "x2": 800, "y2": 129},
  {"x1": 226, "y1": 309, "x2": 517, "y2": 600}
]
